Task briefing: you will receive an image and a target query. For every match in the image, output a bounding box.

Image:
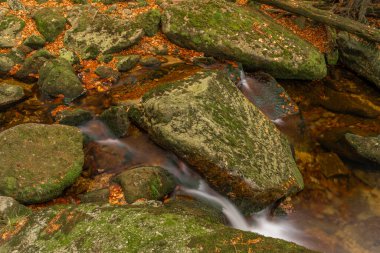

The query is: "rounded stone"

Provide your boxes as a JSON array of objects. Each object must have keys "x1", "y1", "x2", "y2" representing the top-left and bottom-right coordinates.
[
  {"x1": 0, "y1": 83, "x2": 24, "y2": 108},
  {"x1": 0, "y1": 123, "x2": 84, "y2": 204}
]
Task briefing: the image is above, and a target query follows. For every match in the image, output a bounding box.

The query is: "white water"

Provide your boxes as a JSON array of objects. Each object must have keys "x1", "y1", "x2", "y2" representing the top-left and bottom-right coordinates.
[{"x1": 80, "y1": 120, "x2": 309, "y2": 248}]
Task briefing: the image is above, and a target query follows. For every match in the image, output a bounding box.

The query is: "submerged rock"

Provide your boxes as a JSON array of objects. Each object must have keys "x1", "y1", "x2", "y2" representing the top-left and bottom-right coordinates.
[
  {"x1": 0, "y1": 202, "x2": 314, "y2": 252},
  {"x1": 0, "y1": 15, "x2": 25, "y2": 48},
  {"x1": 0, "y1": 123, "x2": 84, "y2": 204},
  {"x1": 160, "y1": 0, "x2": 326, "y2": 80},
  {"x1": 38, "y1": 58, "x2": 85, "y2": 101},
  {"x1": 130, "y1": 70, "x2": 304, "y2": 214},
  {"x1": 345, "y1": 133, "x2": 380, "y2": 166},
  {"x1": 0, "y1": 82, "x2": 24, "y2": 108},
  {"x1": 113, "y1": 166, "x2": 176, "y2": 203},
  {"x1": 337, "y1": 32, "x2": 380, "y2": 89}
]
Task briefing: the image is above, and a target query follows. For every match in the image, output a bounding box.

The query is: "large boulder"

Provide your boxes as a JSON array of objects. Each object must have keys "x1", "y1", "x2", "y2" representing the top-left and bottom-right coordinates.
[
  {"x1": 160, "y1": 0, "x2": 326, "y2": 80},
  {"x1": 38, "y1": 58, "x2": 85, "y2": 101},
  {"x1": 0, "y1": 15, "x2": 25, "y2": 48},
  {"x1": 337, "y1": 32, "x2": 380, "y2": 89},
  {"x1": 0, "y1": 202, "x2": 315, "y2": 252},
  {"x1": 64, "y1": 7, "x2": 144, "y2": 59},
  {"x1": 129, "y1": 70, "x2": 304, "y2": 214},
  {"x1": 0, "y1": 123, "x2": 84, "y2": 204}
]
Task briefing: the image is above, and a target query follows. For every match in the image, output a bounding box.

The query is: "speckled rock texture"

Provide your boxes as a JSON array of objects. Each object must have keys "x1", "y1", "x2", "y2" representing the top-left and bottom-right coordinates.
[
  {"x1": 38, "y1": 58, "x2": 85, "y2": 101},
  {"x1": 0, "y1": 14, "x2": 25, "y2": 48},
  {"x1": 64, "y1": 6, "x2": 145, "y2": 59},
  {"x1": 0, "y1": 82, "x2": 24, "y2": 108},
  {"x1": 0, "y1": 123, "x2": 84, "y2": 204},
  {"x1": 337, "y1": 32, "x2": 380, "y2": 89},
  {"x1": 0, "y1": 202, "x2": 315, "y2": 253},
  {"x1": 345, "y1": 133, "x2": 380, "y2": 165},
  {"x1": 160, "y1": 0, "x2": 326, "y2": 80},
  {"x1": 129, "y1": 70, "x2": 304, "y2": 214}
]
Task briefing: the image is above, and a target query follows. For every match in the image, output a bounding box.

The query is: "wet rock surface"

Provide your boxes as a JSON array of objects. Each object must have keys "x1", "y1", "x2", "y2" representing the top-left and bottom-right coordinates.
[
  {"x1": 0, "y1": 123, "x2": 84, "y2": 204},
  {"x1": 345, "y1": 133, "x2": 380, "y2": 166},
  {"x1": 0, "y1": 202, "x2": 314, "y2": 253},
  {"x1": 130, "y1": 70, "x2": 304, "y2": 213}
]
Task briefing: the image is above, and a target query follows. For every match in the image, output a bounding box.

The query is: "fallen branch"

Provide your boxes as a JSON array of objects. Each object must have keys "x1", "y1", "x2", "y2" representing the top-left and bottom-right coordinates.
[{"x1": 252, "y1": 0, "x2": 380, "y2": 42}]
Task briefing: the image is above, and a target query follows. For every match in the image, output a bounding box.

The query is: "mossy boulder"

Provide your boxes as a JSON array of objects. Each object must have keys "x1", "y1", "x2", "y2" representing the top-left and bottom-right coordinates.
[
  {"x1": 15, "y1": 49, "x2": 55, "y2": 82},
  {"x1": 129, "y1": 70, "x2": 304, "y2": 214},
  {"x1": 113, "y1": 166, "x2": 176, "y2": 203},
  {"x1": 160, "y1": 0, "x2": 326, "y2": 80},
  {"x1": 99, "y1": 105, "x2": 130, "y2": 137},
  {"x1": 38, "y1": 58, "x2": 85, "y2": 101},
  {"x1": 33, "y1": 8, "x2": 66, "y2": 42},
  {"x1": 337, "y1": 32, "x2": 380, "y2": 89},
  {"x1": 0, "y1": 202, "x2": 315, "y2": 252},
  {"x1": 0, "y1": 123, "x2": 84, "y2": 204},
  {"x1": 0, "y1": 82, "x2": 24, "y2": 109},
  {"x1": 23, "y1": 35, "x2": 46, "y2": 50},
  {"x1": 64, "y1": 8, "x2": 144, "y2": 59},
  {"x1": 135, "y1": 8, "x2": 161, "y2": 37},
  {"x1": 0, "y1": 15, "x2": 25, "y2": 48}
]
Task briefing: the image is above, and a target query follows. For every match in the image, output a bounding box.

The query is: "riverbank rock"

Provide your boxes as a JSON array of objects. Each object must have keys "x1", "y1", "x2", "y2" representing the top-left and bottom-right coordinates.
[
  {"x1": 0, "y1": 82, "x2": 24, "y2": 108},
  {"x1": 14, "y1": 49, "x2": 54, "y2": 82},
  {"x1": 0, "y1": 123, "x2": 84, "y2": 204},
  {"x1": 33, "y1": 8, "x2": 66, "y2": 42},
  {"x1": 113, "y1": 166, "x2": 176, "y2": 203},
  {"x1": 38, "y1": 58, "x2": 85, "y2": 101},
  {"x1": 64, "y1": 7, "x2": 144, "y2": 59},
  {"x1": 160, "y1": 0, "x2": 326, "y2": 80},
  {"x1": 129, "y1": 70, "x2": 304, "y2": 214},
  {"x1": 0, "y1": 15, "x2": 25, "y2": 48},
  {"x1": 337, "y1": 32, "x2": 380, "y2": 89},
  {"x1": 0, "y1": 202, "x2": 315, "y2": 252},
  {"x1": 345, "y1": 133, "x2": 380, "y2": 166}
]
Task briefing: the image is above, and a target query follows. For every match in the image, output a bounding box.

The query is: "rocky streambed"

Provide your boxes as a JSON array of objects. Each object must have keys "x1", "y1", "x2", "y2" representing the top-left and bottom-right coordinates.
[{"x1": 1, "y1": 0, "x2": 380, "y2": 253}]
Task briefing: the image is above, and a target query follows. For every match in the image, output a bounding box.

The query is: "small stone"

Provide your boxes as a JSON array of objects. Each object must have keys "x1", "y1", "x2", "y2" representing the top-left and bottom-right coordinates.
[
  {"x1": 139, "y1": 56, "x2": 161, "y2": 67},
  {"x1": 94, "y1": 66, "x2": 120, "y2": 81},
  {"x1": 99, "y1": 106, "x2": 130, "y2": 137},
  {"x1": 23, "y1": 35, "x2": 46, "y2": 50},
  {"x1": 55, "y1": 108, "x2": 92, "y2": 126},
  {"x1": 78, "y1": 189, "x2": 109, "y2": 203},
  {"x1": 116, "y1": 55, "x2": 140, "y2": 72},
  {"x1": 0, "y1": 82, "x2": 24, "y2": 108},
  {"x1": 113, "y1": 166, "x2": 176, "y2": 203},
  {"x1": 317, "y1": 153, "x2": 350, "y2": 178},
  {"x1": 0, "y1": 196, "x2": 30, "y2": 221}
]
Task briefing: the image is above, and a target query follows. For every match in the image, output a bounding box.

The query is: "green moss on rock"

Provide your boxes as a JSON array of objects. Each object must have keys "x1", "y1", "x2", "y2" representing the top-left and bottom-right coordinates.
[
  {"x1": 160, "y1": 0, "x2": 326, "y2": 80},
  {"x1": 33, "y1": 8, "x2": 66, "y2": 42},
  {"x1": 0, "y1": 123, "x2": 84, "y2": 204},
  {"x1": 129, "y1": 70, "x2": 304, "y2": 214},
  {"x1": 0, "y1": 202, "x2": 315, "y2": 252}
]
